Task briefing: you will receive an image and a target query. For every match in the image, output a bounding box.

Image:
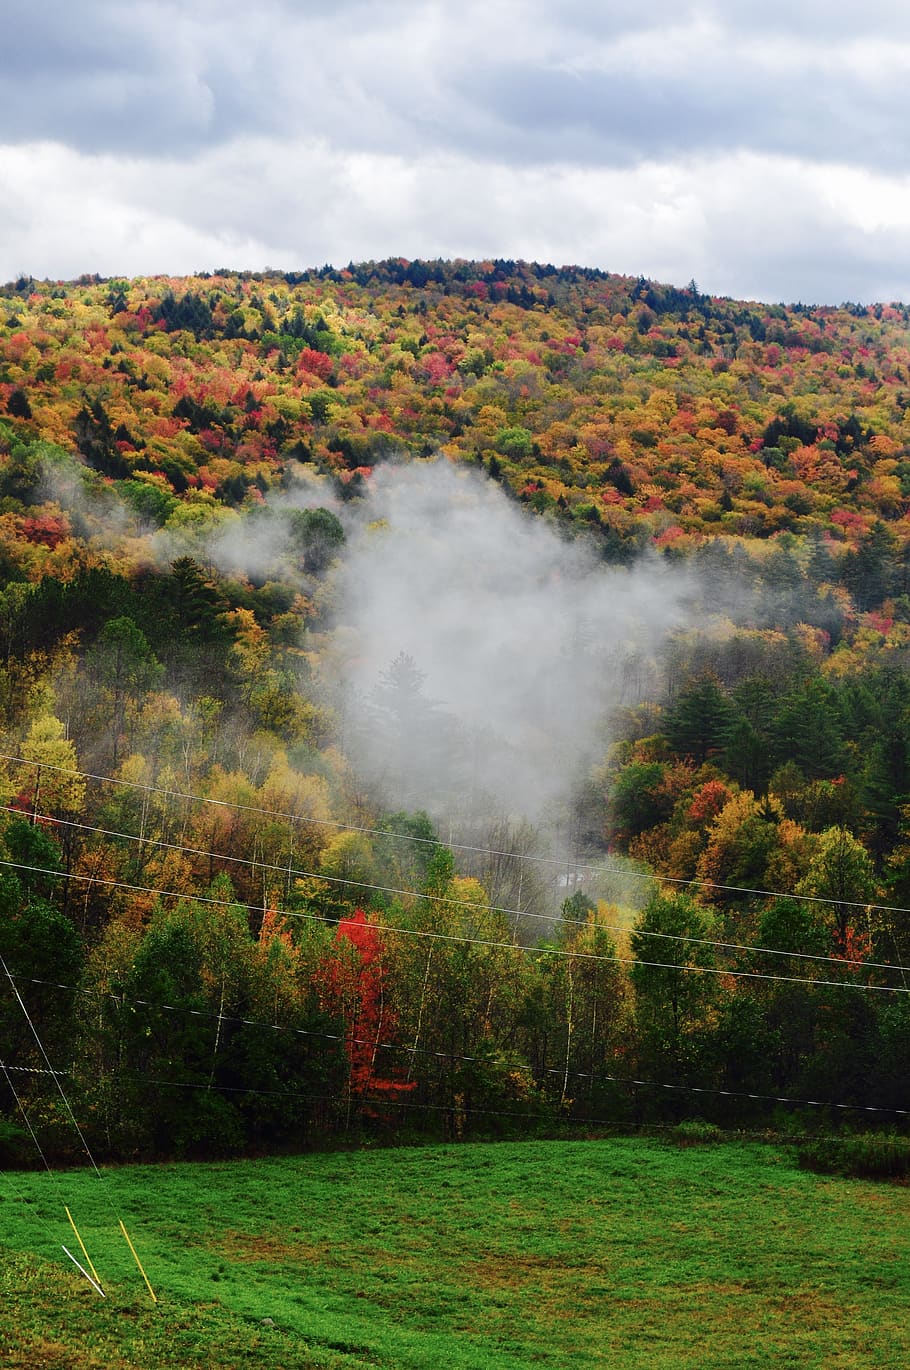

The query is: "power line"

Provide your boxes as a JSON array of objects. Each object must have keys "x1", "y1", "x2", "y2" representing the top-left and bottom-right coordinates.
[
  {"x1": 0, "y1": 1061, "x2": 108, "y2": 1295},
  {"x1": 0, "y1": 952, "x2": 111, "y2": 1192},
  {"x1": 7, "y1": 801, "x2": 910, "y2": 979},
  {"x1": 2, "y1": 1059, "x2": 646, "y2": 1133},
  {"x1": 0, "y1": 1058, "x2": 57, "y2": 1177},
  {"x1": 0, "y1": 852, "x2": 903, "y2": 995},
  {"x1": 1, "y1": 749, "x2": 557, "y2": 864},
  {"x1": 3, "y1": 1069, "x2": 635, "y2": 1132},
  {"x1": 13, "y1": 1051, "x2": 910, "y2": 1124},
  {"x1": 9, "y1": 967, "x2": 908, "y2": 1119},
  {"x1": 0, "y1": 954, "x2": 135, "y2": 1294},
  {"x1": 3, "y1": 749, "x2": 907, "y2": 921},
  {"x1": 8, "y1": 1046, "x2": 910, "y2": 1123},
  {"x1": 0, "y1": 1111, "x2": 99, "y2": 1295}
]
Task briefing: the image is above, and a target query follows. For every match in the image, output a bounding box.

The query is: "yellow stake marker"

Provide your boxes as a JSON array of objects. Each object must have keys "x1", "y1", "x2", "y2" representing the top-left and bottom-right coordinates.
[
  {"x1": 64, "y1": 1205, "x2": 103, "y2": 1291},
  {"x1": 118, "y1": 1218, "x2": 158, "y2": 1303}
]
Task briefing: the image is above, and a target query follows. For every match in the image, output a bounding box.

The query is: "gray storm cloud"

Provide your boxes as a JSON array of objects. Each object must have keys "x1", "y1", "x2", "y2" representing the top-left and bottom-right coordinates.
[{"x1": 3, "y1": 1, "x2": 909, "y2": 169}]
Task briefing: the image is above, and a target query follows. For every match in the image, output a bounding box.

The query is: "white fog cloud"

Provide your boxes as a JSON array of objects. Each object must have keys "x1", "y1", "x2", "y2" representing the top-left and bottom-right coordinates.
[{"x1": 328, "y1": 461, "x2": 694, "y2": 833}]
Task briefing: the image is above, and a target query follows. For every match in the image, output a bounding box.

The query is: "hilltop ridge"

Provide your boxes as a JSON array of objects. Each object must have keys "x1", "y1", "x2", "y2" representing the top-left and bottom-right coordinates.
[{"x1": 2, "y1": 259, "x2": 908, "y2": 558}]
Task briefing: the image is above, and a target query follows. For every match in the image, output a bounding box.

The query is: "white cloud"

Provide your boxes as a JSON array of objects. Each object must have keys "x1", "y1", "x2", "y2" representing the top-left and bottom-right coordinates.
[
  {"x1": 3, "y1": 4, "x2": 910, "y2": 300},
  {"x1": 7, "y1": 138, "x2": 910, "y2": 303},
  {"x1": 0, "y1": 142, "x2": 284, "y2": 281}
]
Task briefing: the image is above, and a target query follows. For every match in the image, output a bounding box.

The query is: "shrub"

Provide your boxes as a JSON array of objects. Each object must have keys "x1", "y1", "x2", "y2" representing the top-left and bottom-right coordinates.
[
  {"x1": 796, "y1": 1132, "x2": 910, "y2": 1180},
  {"x1": 672, "y1": 1118, "x2": 725, "y2": 1147}
]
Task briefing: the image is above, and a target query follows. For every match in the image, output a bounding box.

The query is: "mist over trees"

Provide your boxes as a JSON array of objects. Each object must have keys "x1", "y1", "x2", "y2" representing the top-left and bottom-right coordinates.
[{"x1": 1, "y1": 261, "x2": 910, "y2": 1160}]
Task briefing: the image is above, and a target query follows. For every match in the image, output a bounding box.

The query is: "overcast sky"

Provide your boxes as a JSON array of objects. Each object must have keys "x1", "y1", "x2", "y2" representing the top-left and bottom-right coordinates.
[{"x1": 4, "y1": 1, "x2": 910, "y2": 303}]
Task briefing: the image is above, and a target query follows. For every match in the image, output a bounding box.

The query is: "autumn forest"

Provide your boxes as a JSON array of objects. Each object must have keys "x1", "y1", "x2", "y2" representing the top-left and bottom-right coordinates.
[{"x1": 1, "y1": 258, "x2": 910, "y2": 1161}]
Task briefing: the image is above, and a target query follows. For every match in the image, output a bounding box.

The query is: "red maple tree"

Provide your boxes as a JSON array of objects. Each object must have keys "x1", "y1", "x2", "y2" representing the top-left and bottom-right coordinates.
[{"x1": 320, "y1": 909, "x2": 416, "y2": 1113}]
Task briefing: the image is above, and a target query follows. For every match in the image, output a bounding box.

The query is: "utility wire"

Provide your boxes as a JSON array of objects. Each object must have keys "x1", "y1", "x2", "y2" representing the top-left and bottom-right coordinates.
[
  {"x1": 3, "y1": 750, "x2": 908, "y2": 921},
  {"x1": 0, "y1": 1140, "x2": 88, "y2": 1291},
  {"x1": 0, "y1": 957, "x2": 119, "y2": 1225},
  {"x1": 0, "y1": 1055, "x2": 108, "y2": 1275},
  {"x1": 7, "y1": 1048, "x2": 907, "y2": 1120},
  {"x1": 0, "y1": 956, "x2": 104, "y2": 1180},
  {"x1": 0, "y1": 1067, "x2": 665, "y2": 1133},
  {"x1": 0, "y1": 853, "x2": 904, "y2": 995},
  {"x1": 0, "y1": 1061, "x2": 105, "y2": 1295},
  {"x1": 7, "y1": 803, "x2": 910, "y2": 979},
  {"x1": 8, "y1": 966, "x2": 908, "y2": 1118},
  {"x1": 0, "y1": 1057, "x2": 57, "y2": 1177}
]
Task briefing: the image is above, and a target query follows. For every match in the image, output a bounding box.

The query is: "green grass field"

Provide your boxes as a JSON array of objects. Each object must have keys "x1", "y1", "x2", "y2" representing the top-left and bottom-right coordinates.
[{"x1": 1, "y1": 1137, "x2": 908, "y2": 1369}]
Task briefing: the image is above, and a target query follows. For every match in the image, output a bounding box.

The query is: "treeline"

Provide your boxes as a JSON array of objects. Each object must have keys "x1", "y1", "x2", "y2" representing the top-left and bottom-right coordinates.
[{"x1": 3, "y1": 798, "x2": 907, "y2": 1164}]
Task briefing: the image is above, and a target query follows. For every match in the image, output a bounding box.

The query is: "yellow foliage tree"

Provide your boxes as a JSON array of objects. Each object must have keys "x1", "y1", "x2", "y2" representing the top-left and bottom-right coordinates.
[{"x1": 19, "y1": 714, "x2": 86, "y2": 815}]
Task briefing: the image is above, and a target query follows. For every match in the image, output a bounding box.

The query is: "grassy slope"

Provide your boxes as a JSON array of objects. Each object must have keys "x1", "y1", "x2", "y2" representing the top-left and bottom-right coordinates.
[{"x1": 1, "y1": 1138, "x2": 908, "y2": 1370}]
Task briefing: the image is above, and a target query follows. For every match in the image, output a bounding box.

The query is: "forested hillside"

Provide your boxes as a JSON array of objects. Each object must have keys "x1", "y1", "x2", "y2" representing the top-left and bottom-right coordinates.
[{"x1": 2, "y1": 260, "x2": 910, "y2": 1161}]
